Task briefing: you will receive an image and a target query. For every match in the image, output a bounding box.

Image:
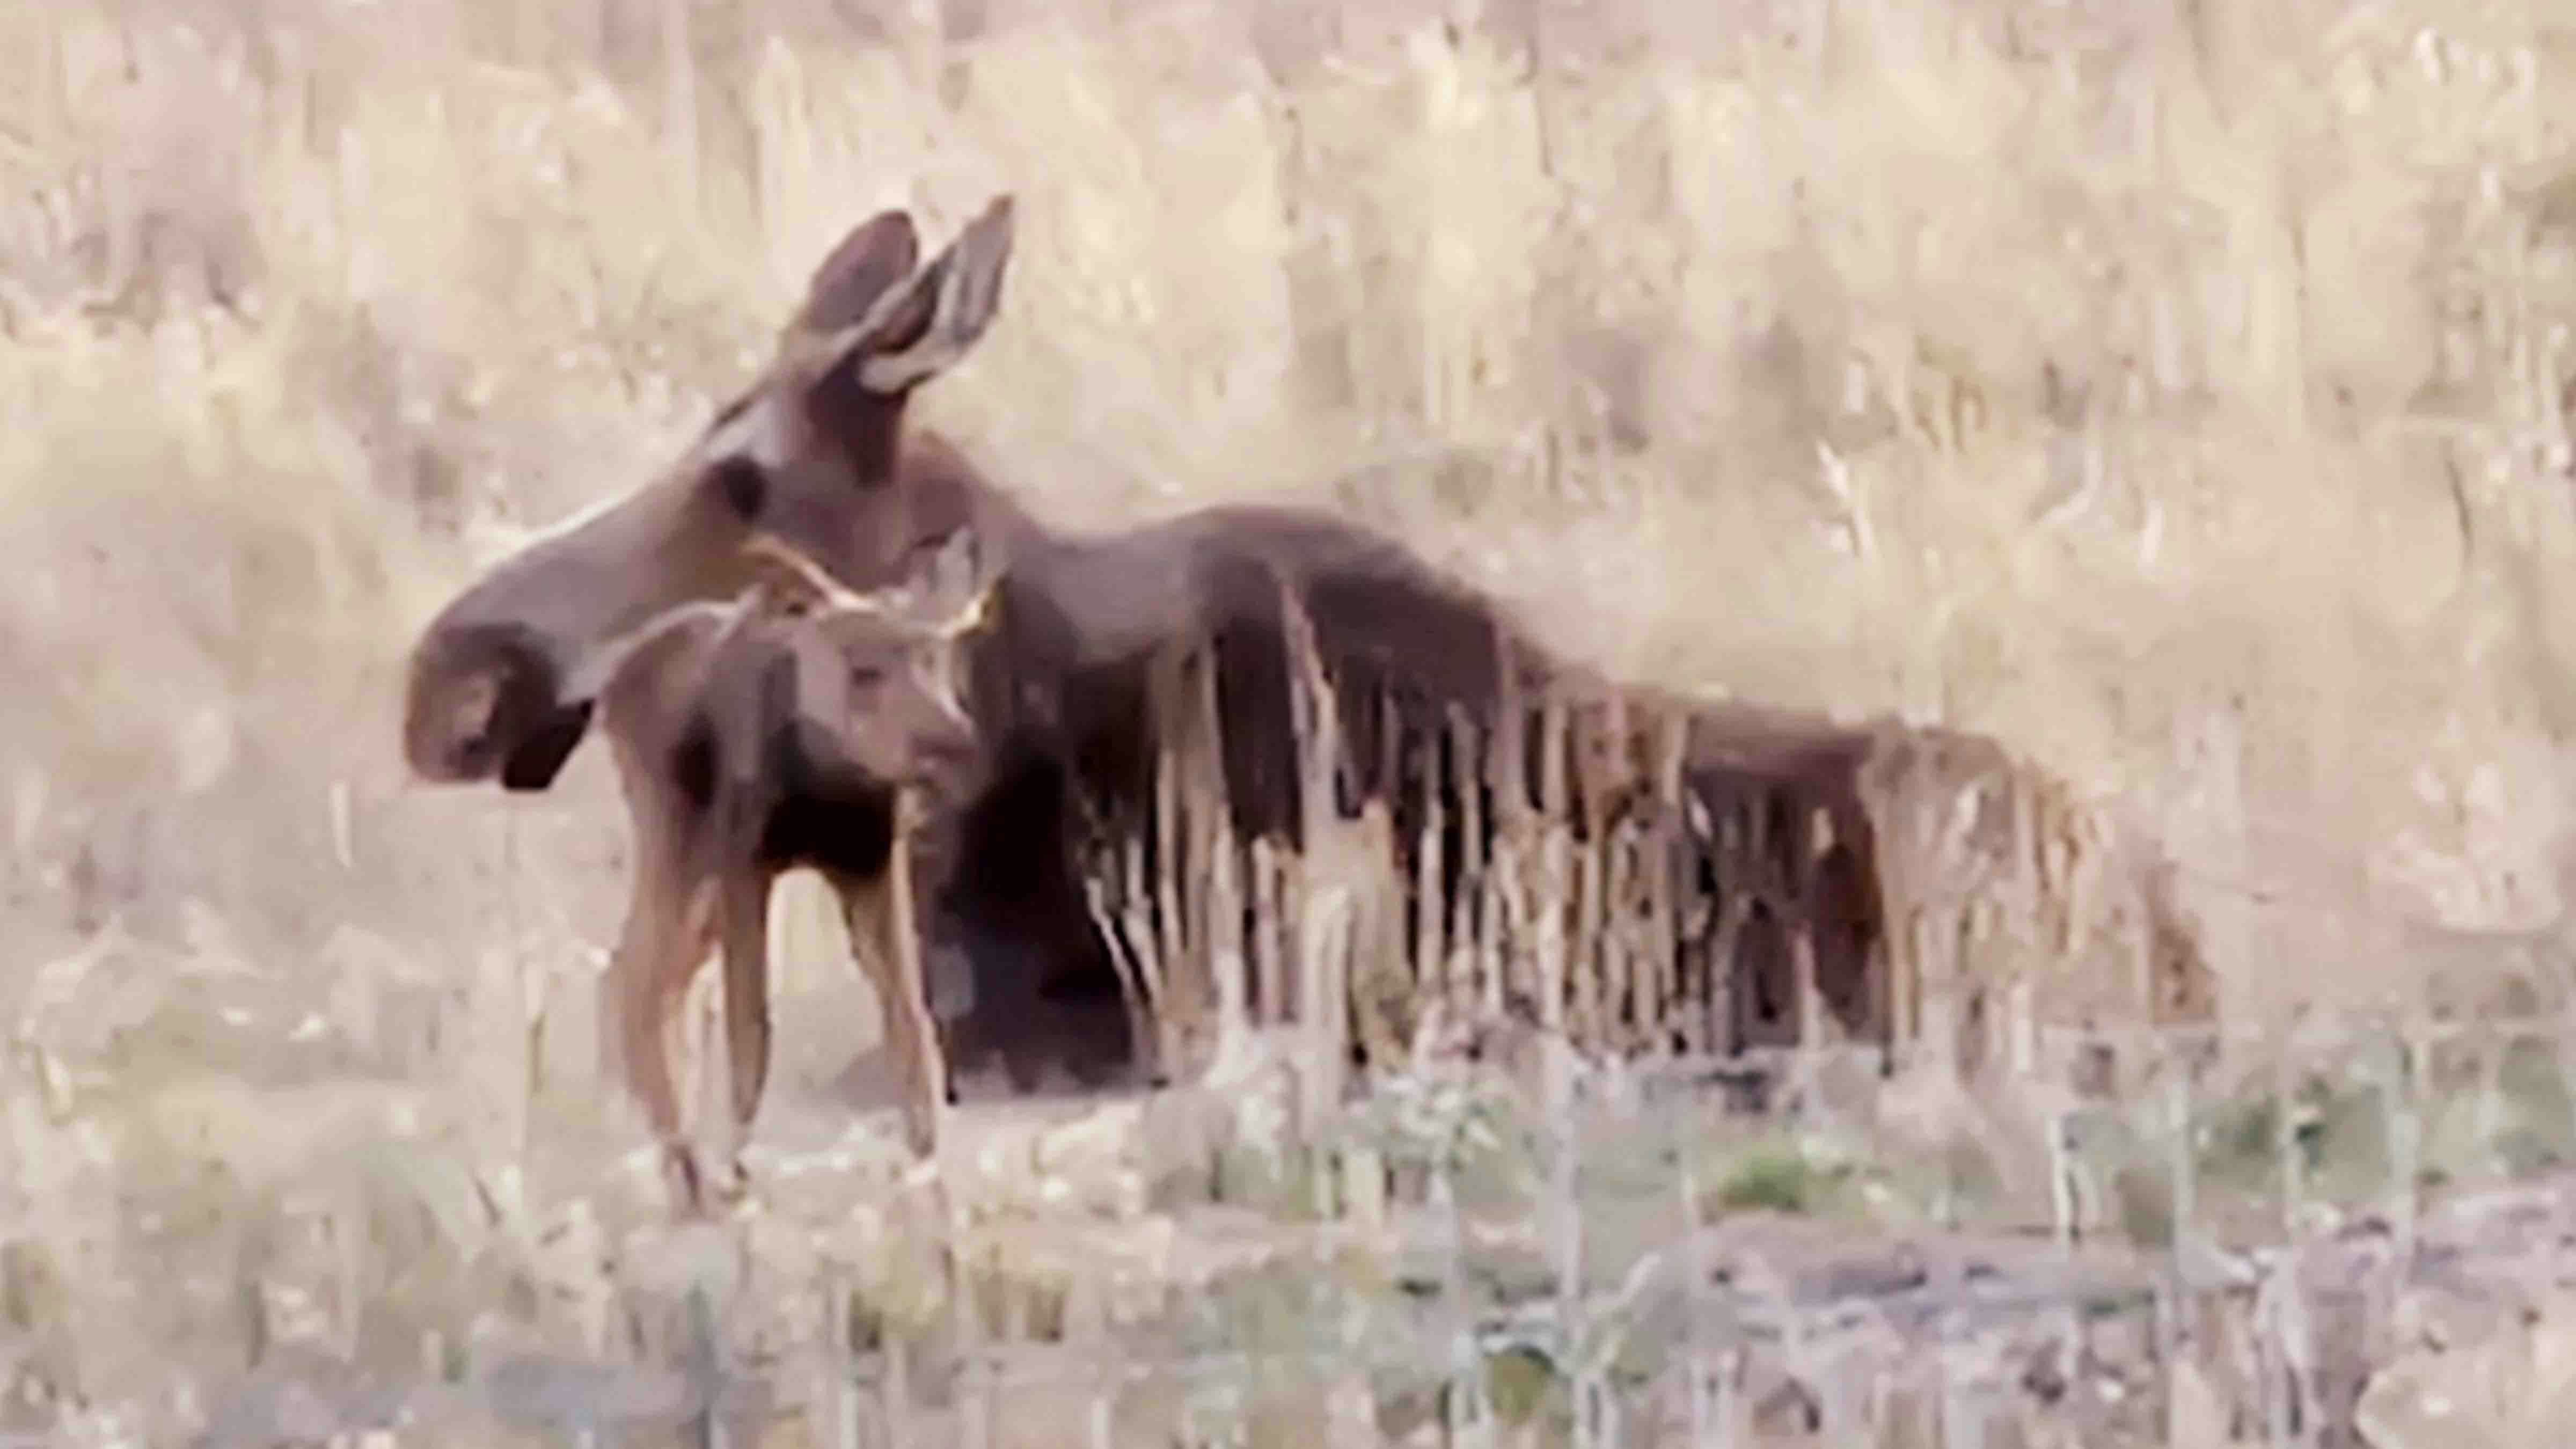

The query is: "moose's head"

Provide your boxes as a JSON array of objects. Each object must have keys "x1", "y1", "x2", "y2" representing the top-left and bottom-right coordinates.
[{"x1": 402, "y1": 197, "x2": 1016, "y2": 791}]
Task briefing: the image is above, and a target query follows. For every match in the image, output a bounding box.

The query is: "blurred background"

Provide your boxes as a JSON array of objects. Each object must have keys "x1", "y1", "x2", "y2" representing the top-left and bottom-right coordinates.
[{"x1": 6, "y1": 0, "x2": 2576, "y2": 1441}]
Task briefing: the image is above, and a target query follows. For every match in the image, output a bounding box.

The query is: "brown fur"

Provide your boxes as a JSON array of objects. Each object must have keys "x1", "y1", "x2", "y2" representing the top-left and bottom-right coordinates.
[
  {"x1": 590, "y1": 532, "x2": 994, "y2": 1210},
  {"x1": 401, "y1": 197, "x2": 1036, "y2": 795},
  {"x1": 400, "y1": 196, "x2": 2157, "y2": 1092},
  {"x1": 390, "y1": 196, "x2": 1681, "y2": 1082},
  {"x1": 941, "y1": 505, "x2": 1914, "y2": 1071}
]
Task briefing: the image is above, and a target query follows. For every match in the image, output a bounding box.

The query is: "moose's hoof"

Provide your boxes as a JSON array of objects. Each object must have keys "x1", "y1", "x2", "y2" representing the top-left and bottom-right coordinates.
[
  {"x1": 902, "y1": 1101, "x2": 942, "y2": 1159},
  {"x1": 706, "y1": 1154, "x2": 753, "y2": 1208},
  {"x1": 660, "y1": 1144, "x2": 709, "y2": 1216}
]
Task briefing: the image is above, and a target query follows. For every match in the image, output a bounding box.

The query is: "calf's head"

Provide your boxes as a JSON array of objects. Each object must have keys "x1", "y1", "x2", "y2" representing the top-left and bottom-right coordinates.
[
  {"x1": 741, "y1": 530, "x2": 998, "y2": 807},
  {"x1": 402, "y1": 196, "x2": 1018, "y2": 791}
]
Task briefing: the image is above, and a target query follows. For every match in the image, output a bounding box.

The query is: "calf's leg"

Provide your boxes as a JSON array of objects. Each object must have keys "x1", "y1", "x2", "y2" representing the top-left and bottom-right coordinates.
[
  {"x1": 610, "y1": 865, "x2": 721, "y2": 1213},
  {"x1": 835, "y1": 839, "x2": 946, "y2": 1157},
  {"x1": 712, "y1": 865, "x2": 776, "y2": 1201}
]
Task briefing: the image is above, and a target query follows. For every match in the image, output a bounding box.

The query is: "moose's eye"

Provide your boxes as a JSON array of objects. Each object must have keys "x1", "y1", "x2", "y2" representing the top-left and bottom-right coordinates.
[
  {"x1": 847, "y1": 664, "x2": 885, "y2": 689},
  {"x1": 711, "y1": 457, "x2": 767, "y2": 519}
]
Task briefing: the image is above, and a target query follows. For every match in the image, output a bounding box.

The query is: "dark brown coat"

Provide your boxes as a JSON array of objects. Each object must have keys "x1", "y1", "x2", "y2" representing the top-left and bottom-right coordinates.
[{"x1": 399, "y1": 197, "x2": 1900, "y2": 1088}]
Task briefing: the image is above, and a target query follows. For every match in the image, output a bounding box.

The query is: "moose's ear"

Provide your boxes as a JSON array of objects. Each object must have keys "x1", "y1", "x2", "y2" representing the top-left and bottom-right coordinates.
[
  {"x1": 794, "y1": 209, "x2": 923, "y2": 334},
  {"x1": 925, "y1": 527, "x2": 981, "y2": 598},
  {"x1": 937, "y1": 577, "x2": 1002, "y2": 641},
  {"x1": 813, "y1": 195, "x2": 1016, "y2": 398},
  {"x1": 886, "y1": 523, "x2": 974, "y2": 608}
]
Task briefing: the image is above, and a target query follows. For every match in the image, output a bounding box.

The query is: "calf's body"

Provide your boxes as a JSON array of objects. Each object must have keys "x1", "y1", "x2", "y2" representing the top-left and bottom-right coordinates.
[{"x1": 592, "y1": 538, "x2": 989, "y2": 1208}]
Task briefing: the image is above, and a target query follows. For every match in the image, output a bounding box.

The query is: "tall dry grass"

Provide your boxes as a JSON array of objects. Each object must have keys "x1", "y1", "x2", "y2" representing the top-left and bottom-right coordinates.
[
  {"x1": 7, "y1": 0, "x2": 2576, "y2": 1436},
  {"x1": 5, "y1": 1, "x2": 2573, "y2": 961}
]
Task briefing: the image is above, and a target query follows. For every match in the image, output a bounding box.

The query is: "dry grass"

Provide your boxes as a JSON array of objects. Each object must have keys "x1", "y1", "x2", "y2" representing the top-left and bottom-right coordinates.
[{"x1": 12, "y1": 0, "x2": 2576, "y2": 1440}]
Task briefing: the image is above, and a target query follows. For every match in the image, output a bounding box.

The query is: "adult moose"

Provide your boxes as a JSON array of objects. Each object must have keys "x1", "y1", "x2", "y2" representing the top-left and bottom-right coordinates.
[
  {"x1": 401, "y1": 194, "x2": 1907, "y2": 1093},
  {"x1": 406, "y1": 196, "x2": 1582, "y2": 1077},
  {"x1": 591, "y1": 530, "x2": 994, "y2": 1210}
]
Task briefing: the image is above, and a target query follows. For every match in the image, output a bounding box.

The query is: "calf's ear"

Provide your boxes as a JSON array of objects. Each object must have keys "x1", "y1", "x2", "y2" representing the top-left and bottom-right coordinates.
[
  {"x1": 895, "y1": 527, "x2": 999, "y2": 639},
  {"x1": 932, "y1": 579, "x2": 1001, "y2": 641}
]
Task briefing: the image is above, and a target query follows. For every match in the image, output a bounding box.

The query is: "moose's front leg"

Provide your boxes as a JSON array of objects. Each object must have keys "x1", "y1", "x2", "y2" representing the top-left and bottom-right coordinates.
[
  {"x1": 613, "y1": 876, "x2": 721, "y2": 1216},
  {"x1": 837, "y1": 850, "x2": 948, "y2": 1158},
  {"x1": 709, "y1": 866, "x2": 777, "y2": 1205},
  {"x1": 902, "y1": 809, "x2": 977, "y2": 1106}
]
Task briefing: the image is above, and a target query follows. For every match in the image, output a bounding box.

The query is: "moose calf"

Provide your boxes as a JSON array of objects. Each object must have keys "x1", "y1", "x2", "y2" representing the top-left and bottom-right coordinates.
[{"x1": 594, "y1": 530, "x2": 994, "y2": 1210}]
